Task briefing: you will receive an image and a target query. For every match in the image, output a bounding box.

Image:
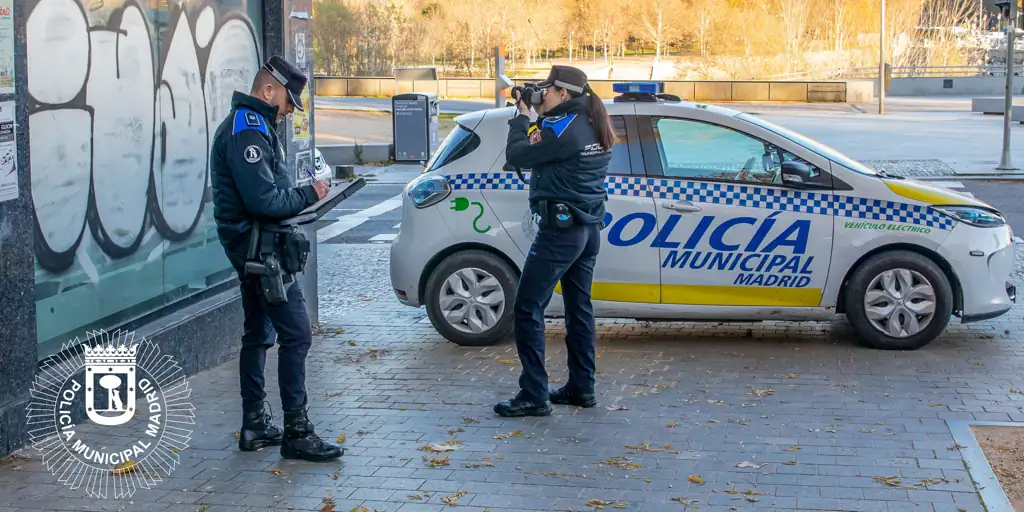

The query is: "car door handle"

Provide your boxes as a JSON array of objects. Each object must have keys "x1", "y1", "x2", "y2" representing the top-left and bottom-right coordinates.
[{"x1": 662, "y1": 200, "x2": 702, "y2": 213}]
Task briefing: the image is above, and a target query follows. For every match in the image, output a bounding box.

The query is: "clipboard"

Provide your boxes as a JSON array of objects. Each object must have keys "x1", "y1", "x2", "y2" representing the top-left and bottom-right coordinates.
[{"x1": 277, "y1": 177, "x2": 367, "y2": 227}]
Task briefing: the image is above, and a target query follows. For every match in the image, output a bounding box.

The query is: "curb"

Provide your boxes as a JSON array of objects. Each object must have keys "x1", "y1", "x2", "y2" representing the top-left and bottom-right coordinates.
[{"x1": 946, "y1": 420, "x2": 1021, "y2": 512}]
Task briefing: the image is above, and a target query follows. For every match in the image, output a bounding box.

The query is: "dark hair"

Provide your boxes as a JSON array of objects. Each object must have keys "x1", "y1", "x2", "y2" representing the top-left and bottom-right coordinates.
[{"x1": 581, "y1": 84, "x2": 614, "y2": 152}]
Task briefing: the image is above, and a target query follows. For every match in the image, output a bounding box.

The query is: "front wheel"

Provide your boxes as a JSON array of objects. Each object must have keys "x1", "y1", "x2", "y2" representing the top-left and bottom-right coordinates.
[
  {"x1": 843, "y1": 250, "x2": 953, "y2": 350},
  {"x1": 424, "y1": 250, "x2": 517, "y2": 346}
]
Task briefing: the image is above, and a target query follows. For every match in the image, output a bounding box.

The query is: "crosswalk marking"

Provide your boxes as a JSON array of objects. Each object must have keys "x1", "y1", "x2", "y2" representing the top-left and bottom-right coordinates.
[
  {"x1": 317, "y1": 194, "x2": 403, "y2": 243},
  {"x1": 369, "y1": 233, "x2": 398, "y2": 242},
  {"x1": 393, "y1": 223, "x2": 401, "y2": 229},
  {"x1": 936, "y1": 180, "x2": 976, "y2": 198}
]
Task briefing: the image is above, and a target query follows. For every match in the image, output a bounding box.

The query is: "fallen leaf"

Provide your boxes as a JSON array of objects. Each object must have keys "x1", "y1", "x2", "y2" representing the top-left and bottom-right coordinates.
[
  {"x1": 667, "y1": 423, "x2": 677, "y2": 428},
  {"x1": 448, "y1": 427, "x2": 465, "y2": 435},
  {"x1": 859, "y1": 428, "x2": 875, "y2": 433},
  {"x1": 688, "y1": 474, "x2": 704, "y2": 485},
  {"x1": 329, "y1": 471, "x2": 340, "y2": 480},
  {"x1": 493, "y1": 431, "x2": 524, "y2": 440},
  {"x1": 233, "y1": 431, "x2": 240, "y2": 438},
  {"x1": 783, "y1": 459, "x2": 797, "y2": 465},
  {"x1": 671, "y1": 496, "x2": 698, "y2": 506},
  {"x1": 423, "y1": 455, "x2": 450, "y2": 467},
  {"x1": 462, "y1": 416, "x2": 481, "y2": 424},
  {"x1": 785, "y1": 373, "x2": 799, "y2": 379},
  {"x1": 419, "y1": 442, "x2": 461, "y2": 453},
  {"x1": 586, "y1": 499, "x2": 628, "y2": 509},
  {"x1": 606, "y1": 405, "x2": 629, "y2": 411},
  {"x1": 874, "y1": 475, "x2": 902, "y2": 487},
  {"x1": 598, "y1": 456, "x2": 642, "y2": 469},
  {"x1": 112, "y1": 460, "x2": 136, "y2": 475},
  {"x1": 442, "y1": 491, "x2": 468, "y2": 505},
  {"x1": 736, "y1": 461, "x2": 763, "y2": 469},
  {"x1": 747, "y1": 387, "x2": 774, "y2": 397},
  {"x1": 408, "y1": 494, "x2": 423, "y2": 500},
  {"x1": 707, "y1": 400, "x2": 725, "y2": 406},
  {"x1": 348, "y1": 340, "x2": 356, "y2": 346},
  {"x1": 497, "y1": 359, "x2": 517, "y2": 365},
  {"x1": 786, "y1": 445, "x2": 802, "y2": 452},
  {"x1": 930, "y1": 403, "x2": 944, "y2": 407},
  {"x1": 269, "y1": 468, "x2": 285, "y2": 475},
  {"x1": 625, "y1": 442, "x2": 664, "y2": 453},
  {"x1": 334, "y1": 328, "x2": 345, "y2": 334},
  {"x1": 336, "y1": 433, "x2": 346, "y2": 444},
  {"x1": 325, "y1": 391, "x2": 343, "y2": 398}
]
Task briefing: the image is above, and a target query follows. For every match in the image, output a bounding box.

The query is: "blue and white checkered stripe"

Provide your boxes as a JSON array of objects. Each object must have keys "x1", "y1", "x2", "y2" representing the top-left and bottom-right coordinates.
[{"x1": 446, "y1": 172, "x2": 955, "y2": 230}]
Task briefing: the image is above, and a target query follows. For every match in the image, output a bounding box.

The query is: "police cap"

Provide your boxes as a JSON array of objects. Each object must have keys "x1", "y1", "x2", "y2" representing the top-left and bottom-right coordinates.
[
  {"x1": 536, "y1": 65, "x2": 588, "y2": 95},
  {"x1": 263, "y1": 55, "x2": 307, "y2": 111}
]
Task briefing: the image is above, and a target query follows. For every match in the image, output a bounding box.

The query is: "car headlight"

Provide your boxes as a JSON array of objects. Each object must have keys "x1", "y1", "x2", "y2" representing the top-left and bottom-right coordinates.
[
  {"x1": 406, "y1": 174, "x2": 451, "y2": 209},
  {"x1": 930, "y1": 205, "x2": 1006, "y2": 227}
]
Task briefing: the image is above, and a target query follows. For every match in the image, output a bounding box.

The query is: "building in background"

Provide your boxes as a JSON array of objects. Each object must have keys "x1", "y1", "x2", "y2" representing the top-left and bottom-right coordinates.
[{"x1": 0, "y1": 0, "x2": 315, "y2": 457}]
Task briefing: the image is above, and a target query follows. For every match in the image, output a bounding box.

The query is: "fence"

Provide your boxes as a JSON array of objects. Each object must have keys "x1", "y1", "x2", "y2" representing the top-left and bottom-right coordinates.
[{"x1": 313, "y1": 76, "x2": 877, "y2": 103}]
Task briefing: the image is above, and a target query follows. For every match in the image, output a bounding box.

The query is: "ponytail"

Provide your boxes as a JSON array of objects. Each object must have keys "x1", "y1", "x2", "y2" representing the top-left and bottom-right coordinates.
[{"x1": 583, "y1": 84, "x2": 615, "y2": 153}]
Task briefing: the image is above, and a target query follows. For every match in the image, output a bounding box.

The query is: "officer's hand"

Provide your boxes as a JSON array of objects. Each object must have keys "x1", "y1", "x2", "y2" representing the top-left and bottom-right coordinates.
[{"x1": 313, "y1": 180, "x2": 330, "y2": 199}]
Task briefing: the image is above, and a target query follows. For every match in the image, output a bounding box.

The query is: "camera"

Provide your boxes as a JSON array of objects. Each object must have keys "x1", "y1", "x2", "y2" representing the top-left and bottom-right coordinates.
[{"x1": 511, "y1": 82, "x2": 543, "y2": 106}]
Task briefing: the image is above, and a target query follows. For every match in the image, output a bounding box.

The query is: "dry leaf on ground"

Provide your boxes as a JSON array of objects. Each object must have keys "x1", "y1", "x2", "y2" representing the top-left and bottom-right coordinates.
[
  {"x1": 498, "y1": 359, "x2": 517, "y2": 365},
  {"x1": 606, "y1": 405, "x2": 629, "y2": 411},
  {"x1": 747, "y1": 387, "x2": 774, "y2": 397},
  {"x1": 423, "y1": 455, "x2": 450, "y2": 467},
  {"x1": 493, "y1": 431, "x2": 525, "y2": 440},
  {"x1": 419, "y1": 442, "x2": 461, "y2": 453},
  {"x1": 688, "y1": 474, "x2": 704, "y2": 485},
  {"x1": 874, "y1": 475, "x2": 902, "y2": 487},
  {"x1": 736, "y1": 461, "x2": 763, "y2": 469},
  {"x1": 112, "y1": 460, "x2": 136, "y2": 475},
  {"x1": 336, "y1": 433, "x2": 346, "y2": 444},
  {"x1": 441, "y1": 491, "x2": 468, "y2": 505}
]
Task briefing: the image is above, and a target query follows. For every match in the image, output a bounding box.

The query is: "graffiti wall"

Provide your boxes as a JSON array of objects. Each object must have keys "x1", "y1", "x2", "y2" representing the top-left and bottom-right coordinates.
[{"x1": 27, "y1": 0, "x2": 264, "y2": 354}]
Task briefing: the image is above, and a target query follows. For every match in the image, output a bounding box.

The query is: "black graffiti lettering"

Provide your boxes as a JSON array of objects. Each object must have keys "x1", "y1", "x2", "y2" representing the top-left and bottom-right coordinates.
[{"x1": 27, "y1": 0, "x2": 261, "y2": 273}]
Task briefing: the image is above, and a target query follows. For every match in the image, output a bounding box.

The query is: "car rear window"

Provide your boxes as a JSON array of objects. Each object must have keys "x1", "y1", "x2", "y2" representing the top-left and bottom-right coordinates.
[{"x1": 426, "y1": 124, "x2": 480, "y2": 172}]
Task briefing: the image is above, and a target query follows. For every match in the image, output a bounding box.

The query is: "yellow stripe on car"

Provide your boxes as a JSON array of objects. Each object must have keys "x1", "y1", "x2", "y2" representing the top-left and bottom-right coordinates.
[
  {"x1": 884, "y1": 179, "x2": 989, "y2": 208},
  {"x1": 554, "y1": 282, "x2": 823, "y2": 307}
]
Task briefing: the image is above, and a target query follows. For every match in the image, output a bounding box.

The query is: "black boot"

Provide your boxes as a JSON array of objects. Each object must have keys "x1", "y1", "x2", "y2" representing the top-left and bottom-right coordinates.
[
  {"x1": 281, "y1": 408, "x2": 343, "y2": 462},
  {"x1": 493, "y1": 390, "x2": 552, "y2": 417},
  {"x1": 238, "y1": 401, "x2": 283, "y2": 451},
  {"x1": 550, "y1": 385, "x2": 597, "y2": 408}
]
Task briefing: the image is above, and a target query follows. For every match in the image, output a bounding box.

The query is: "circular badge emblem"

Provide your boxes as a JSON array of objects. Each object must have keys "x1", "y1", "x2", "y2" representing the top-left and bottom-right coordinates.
[
  {"x1": 521, "y1": 209, "x2": 539, "y2": 241},
  {"x1": 243, "y1": 145, "x2": 262, "y2": 164},
  {"x1": 26, "y1": 329, "x2": 195, "y2": 499}
]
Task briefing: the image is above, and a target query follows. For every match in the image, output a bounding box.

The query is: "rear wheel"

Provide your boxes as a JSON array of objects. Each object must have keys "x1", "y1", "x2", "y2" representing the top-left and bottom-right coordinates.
[
  {"x1": 843, "y1": 250, "x2": 953, "y2": 350},
  {"x1": 424, "y1": 250, "x2": 517, "y2": 346}
]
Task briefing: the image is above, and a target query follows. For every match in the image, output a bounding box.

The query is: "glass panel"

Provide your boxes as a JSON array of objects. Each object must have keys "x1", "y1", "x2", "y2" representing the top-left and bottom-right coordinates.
[
  {"x1": 608, "y1": 115, "x2": 630, "y2": 174},
  {"x1": 650, "y1": 117, "x2": 780, "y2": 185},
  {"x1": 31, "y1": 0, "x2": 264, "y2": 358}
]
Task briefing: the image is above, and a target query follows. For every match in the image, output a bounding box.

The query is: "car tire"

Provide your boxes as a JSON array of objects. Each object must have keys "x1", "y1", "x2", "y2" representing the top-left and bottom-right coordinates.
[
  {"x1": 424, "y1": 249, "x2": 517, "y2": 347},
  {"x1": 843, "y1": 250, "x2": 953, "y2": 350}
]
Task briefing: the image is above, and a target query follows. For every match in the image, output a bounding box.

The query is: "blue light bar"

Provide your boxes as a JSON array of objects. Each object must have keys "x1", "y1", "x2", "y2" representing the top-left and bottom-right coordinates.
[{"x1": 612, "y1": 81, "x2": 665, "y2": 94}]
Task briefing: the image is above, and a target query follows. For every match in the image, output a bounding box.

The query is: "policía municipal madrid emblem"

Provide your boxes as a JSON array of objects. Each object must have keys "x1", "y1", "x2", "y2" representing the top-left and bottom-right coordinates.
[{"x1": 25, "y1": 329, "x2": 195, "y2": 498}]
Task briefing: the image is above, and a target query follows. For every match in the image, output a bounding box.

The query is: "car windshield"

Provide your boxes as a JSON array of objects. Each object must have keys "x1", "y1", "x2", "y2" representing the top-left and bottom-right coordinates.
[
  {"x1": 736, "y1": 113, "x2": 880, "y2": 176},
  {"x1": 425, "y1": 124, "x2": 479, "y2": 172}
]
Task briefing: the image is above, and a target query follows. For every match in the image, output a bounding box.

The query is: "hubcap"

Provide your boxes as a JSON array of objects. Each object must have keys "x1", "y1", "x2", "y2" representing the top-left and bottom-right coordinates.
[
  {"x1": 863, "y1": 268, "x2": 937, "y2": 338},
  {"x1": 438, "y1": 267, "x2": 505, "y2": 334}
]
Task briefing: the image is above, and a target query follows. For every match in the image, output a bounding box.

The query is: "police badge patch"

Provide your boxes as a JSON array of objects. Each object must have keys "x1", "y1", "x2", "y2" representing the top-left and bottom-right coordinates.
[
  {"x1": 243, "y1": 145, "x2": 262, "y2": 163},
  {"x1": 529, "y1": 129, "x2": 542, "y2": 145},
  {"x1": 245, "y1": 111, "x2": 261, "y2": 126}
]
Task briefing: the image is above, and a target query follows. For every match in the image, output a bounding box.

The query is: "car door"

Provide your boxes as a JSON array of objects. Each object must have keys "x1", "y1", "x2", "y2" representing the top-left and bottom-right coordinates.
[
  {"x1": 494, "y1": 106, "x2": 663, "y2": 304},
  {"x1": 635, "y1": 109, "x2": 836, "y2": 309}
]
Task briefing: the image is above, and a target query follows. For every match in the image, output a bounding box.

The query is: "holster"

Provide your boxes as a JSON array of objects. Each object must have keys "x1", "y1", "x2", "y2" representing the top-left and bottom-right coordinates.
[
  {"x1": 536, "y1": 200, "x2": 576, "y2": 230},
  {"x1": 242, "y1": 221, "x2": 289, "y2": 305}
]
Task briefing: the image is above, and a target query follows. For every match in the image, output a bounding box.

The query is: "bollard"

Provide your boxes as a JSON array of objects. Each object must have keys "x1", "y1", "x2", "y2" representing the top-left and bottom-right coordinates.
[{"x1": 334, "y1": 165, "x2": 356, "y2": 180}]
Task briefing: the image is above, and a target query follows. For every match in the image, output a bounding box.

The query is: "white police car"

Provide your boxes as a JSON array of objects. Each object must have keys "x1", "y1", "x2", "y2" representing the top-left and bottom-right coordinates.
[{"x1": 389, "y1": 82, "x2": 1016, "y2": 350}]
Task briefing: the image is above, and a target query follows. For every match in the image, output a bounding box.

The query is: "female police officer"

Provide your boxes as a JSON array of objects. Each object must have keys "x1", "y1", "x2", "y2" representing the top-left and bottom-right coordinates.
[{"x1": 494, "y1": 65, "x2": 615, "y2": 417}]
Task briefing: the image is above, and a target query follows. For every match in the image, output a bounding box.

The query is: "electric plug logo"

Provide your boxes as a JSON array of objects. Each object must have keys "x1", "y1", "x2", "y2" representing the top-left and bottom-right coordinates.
[{"x1": 450, "y1": 196, "x2": 491, "y2": 234}]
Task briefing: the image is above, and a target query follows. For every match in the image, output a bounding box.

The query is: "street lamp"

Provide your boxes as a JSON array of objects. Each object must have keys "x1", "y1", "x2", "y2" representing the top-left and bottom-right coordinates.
[
  {"x1": 879, "y1": 0, "x2": 885, "y2": 114},
  {"x1": 995, "y1": 1, "x2": 1019, "y2": 170}
]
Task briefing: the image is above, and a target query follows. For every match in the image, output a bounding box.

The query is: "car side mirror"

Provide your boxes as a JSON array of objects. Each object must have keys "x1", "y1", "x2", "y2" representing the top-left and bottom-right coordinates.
[{"x1": 780, "y1": 161, "x2": 825, "y2": 188}]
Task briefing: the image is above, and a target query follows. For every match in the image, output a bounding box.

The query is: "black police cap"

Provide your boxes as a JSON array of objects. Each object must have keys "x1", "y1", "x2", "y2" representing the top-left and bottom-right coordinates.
[
  {"x1": 263, "y1": 55, "x2": 307, "y2": 111},
  {"x1": 536, "y1": 65, "x2": 588, "y2": 95}
]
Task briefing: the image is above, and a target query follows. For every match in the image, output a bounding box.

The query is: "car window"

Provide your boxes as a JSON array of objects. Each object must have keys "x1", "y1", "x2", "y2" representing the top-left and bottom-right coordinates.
[
  {"x1": 650, "y1": 117, "x2": 781, "y2": 185},
  {"x1": 426, "y1": 124, "x2": 480, "y2": 172},
  {"x1": 608, "y1": 115, "x2": 630, "y2": 174}
]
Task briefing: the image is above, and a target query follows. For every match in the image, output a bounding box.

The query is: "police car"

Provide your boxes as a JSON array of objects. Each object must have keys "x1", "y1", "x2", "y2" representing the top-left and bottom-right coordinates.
[{"x1": 389, "y1": 82, "x2": 1016, "y2": 350}]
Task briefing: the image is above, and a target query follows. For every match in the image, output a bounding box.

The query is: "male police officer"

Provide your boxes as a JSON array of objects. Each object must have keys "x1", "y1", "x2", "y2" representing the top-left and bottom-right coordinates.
[
  {"x1": 210, "y1": 56, "x2": 342, "y2": 462},
  {"x1": 494, "y1": 65, "x2": 614, "y2": 417}
]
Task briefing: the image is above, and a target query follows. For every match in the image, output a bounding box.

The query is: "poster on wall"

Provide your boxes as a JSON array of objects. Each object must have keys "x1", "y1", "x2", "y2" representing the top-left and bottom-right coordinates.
[
  {"x1": 0, "y1": 101, "x2": 16, "y2": 202},
  {"x1": 285, "y1": 0, "x2": 314, "y2": 183},
  {"x1": 292, "y1": 86, "x2": 310, "y2": 150},
  {"x1": 0, "y1": 0, "x2": 13, "y2": 94}
]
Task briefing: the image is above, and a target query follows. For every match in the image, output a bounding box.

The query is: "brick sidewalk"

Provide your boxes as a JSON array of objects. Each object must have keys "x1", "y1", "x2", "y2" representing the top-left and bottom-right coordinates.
[{"x1": 3, "y1": 283, "x2": 1024, "y2": 511}]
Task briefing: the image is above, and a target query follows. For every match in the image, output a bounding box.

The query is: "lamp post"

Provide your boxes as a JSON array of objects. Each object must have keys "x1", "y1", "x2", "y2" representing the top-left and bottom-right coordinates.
[
  {"x1": 879, "y1": 0, "x2": 885, "y2": 114},
  {"x1": 997, "y1": 1, "x2": 1018, "y2": 170}
]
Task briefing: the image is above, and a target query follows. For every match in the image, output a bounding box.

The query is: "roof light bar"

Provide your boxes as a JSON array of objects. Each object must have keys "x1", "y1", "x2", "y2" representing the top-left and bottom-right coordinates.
[{"x1": 612, "y1": 82, "x2": 665, "y2": 94}]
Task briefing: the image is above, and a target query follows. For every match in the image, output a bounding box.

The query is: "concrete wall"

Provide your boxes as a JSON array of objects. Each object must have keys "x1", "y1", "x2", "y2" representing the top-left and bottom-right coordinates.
[
  {"x1": 886, "y1": 76, "x2": 1024, "y2": 96},
  {"x1": 315, "y1": 76, "x2": 876, "y2": 103}
]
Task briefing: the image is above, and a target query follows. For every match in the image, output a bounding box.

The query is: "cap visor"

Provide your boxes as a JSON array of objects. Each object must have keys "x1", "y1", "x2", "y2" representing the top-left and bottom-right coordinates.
[{"x1": 287, "y1": 89, "x2": 304, "y2": 111}]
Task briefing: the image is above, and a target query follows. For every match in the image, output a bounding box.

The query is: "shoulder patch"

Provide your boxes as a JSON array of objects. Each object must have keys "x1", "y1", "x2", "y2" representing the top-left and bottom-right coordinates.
[
  {"x1": 243, "y1": 145, "x2": 262, "y2": 164},
  {"x1": 541, "y1": 113, "x2": 577, "y2": 137},
  {"x1": 529, "y1": 129, "x2": 542, "y2": 145},
  {"x1": 232, "y1": 108, "x2": 268, "y2": 135}
]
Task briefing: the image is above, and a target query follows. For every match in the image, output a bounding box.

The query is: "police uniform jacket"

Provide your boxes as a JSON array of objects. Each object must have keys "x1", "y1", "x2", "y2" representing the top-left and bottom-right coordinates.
[
  {"x1": 210, "y1": 91, "x2": 318, "y2": 272},
  {"x1": 505, "y1": 94, "x2": 611, "y2": 224}
]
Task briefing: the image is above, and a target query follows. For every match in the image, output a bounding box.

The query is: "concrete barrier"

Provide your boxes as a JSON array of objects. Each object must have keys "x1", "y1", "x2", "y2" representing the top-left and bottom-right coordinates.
[
  {"x1": 887, "y1": 76, "x2": 1024, "y2": 96},
  {"x1": 318, "y1": 143, "x2": 393, "y2": 166},
  {"x1": 314, "y1": 76, "x2": 873, "y2": 103}
]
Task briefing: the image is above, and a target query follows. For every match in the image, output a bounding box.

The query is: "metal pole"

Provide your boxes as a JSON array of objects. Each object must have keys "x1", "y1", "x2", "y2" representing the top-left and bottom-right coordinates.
[
  {"x1": 495, "y1": 45, "x2": 506, "y2": 108},
  {"x1": 879, "y1": 0, "x2": 885, "y2": 114},
  {"x1": 998, "y1": 1, "x2": 1018, "y2": 170}
]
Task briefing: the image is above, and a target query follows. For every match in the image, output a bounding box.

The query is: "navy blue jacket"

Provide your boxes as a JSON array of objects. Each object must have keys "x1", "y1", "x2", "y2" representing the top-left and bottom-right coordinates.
[
  {"x1": 210, "y1": 92, "x2": 318, "y2": 272},
  {"x1": 505, "y1": 95, "x2": 611, "y2": 223}
]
